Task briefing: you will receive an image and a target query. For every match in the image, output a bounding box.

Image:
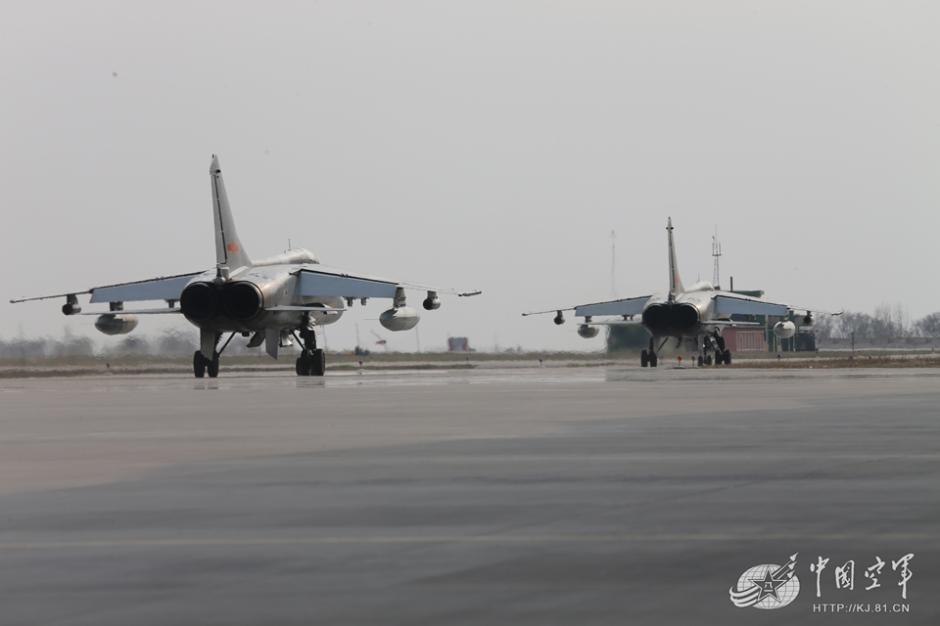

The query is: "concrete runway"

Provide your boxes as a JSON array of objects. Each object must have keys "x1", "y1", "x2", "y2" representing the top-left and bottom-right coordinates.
[{"x1": 0, "y1": 367, "x2": 938, "y2": 624}]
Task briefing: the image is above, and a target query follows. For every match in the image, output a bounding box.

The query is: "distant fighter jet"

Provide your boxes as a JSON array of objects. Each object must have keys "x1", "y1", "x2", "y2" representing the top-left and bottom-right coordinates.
[
  {"x1": 524, "y1": 218, "x2": 830, "y2": 367},
  {"x1": 11, "y1": 155, "x2": 480, "y2": 377}
]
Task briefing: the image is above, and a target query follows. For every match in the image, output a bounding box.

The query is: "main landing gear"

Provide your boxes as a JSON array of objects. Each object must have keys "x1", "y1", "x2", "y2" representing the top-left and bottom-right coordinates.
[
  {"x1": 193, "y1": 332, "x2": 237, "y2": 378},
  {"x1": 699, "y1": 330, "x2": 732, "y2": 366},
  {"x1": 293, "y1": 327, "x2": 325, "y2": 377}
]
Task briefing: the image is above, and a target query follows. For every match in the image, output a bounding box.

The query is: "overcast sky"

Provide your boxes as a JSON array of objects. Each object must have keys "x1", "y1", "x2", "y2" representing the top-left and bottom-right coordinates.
[{"x1": 2, "y1": 1, "x2": 938, "y2": 352}]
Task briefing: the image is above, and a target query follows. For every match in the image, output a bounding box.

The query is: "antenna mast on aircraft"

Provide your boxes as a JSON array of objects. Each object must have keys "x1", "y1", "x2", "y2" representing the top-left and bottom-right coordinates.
[{"x1": 711, "y1": 228, "x2": 722, "y2": 289}]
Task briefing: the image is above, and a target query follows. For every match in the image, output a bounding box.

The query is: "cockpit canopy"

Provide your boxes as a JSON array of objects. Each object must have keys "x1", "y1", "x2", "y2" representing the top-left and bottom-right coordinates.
[
  {"x1": 687, "y1": 280, "x2": 716, "y2": 292},
  {"x1": 252, "y1": 248, "x2": 320, "y2": 267}
]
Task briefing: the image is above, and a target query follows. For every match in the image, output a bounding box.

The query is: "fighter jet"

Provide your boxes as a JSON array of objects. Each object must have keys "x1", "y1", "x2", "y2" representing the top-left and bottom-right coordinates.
[
  {"x1": 523, "y1": 218, "x2": 829, "y2": 367},
  {"x1": 10, "y1": 155, "x2": 480, "y2": 377}
]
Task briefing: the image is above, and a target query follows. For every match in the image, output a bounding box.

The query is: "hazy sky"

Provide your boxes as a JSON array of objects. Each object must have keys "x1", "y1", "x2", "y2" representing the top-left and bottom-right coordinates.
[{"x1": 2, "y1": 1, "x2": 938, "y2": 352}]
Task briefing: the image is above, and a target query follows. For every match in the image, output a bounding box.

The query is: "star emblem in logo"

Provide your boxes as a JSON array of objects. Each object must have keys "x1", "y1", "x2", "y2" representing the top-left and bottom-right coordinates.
[
  {"x1": 730, "y1": 553, "x2": 800, "y2": 610},
  {"x1": 750, "y1": 568, "x2": 790, "y2": 602}
]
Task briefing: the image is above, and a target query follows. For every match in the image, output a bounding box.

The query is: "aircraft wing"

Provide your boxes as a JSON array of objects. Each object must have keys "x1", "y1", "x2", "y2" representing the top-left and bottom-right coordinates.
[
  {"x1": 294, "y1": 267, "x2": 481, "y2": 300},
  {"x1": 523, "y1": 295, "x2": 651, "y2": 318},
  {"x1": 712, "y1": 294, "x2": 790, "y2": 317},
  {"x1": 575, "y1": 296, "x2": 651, "y2": 317},
  {"x1": 10, "y1": 271, "x2": 204, "y2": 307}
]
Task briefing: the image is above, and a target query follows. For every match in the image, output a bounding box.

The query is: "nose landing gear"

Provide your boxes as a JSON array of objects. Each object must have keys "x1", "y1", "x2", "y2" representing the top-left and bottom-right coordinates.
[{"x1": 641, "y1": 337, "x2": 664, "y2": 367}]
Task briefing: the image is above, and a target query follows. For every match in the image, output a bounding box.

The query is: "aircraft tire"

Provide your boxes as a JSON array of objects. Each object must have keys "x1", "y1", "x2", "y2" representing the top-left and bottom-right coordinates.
[
  {"x1": 193, "y1": 351, "x2": 206, "y2": 378},
  {"x1": 723, "y1": 350, "x2": 732, "y2": 365},
  {"x1": 207, "y1": 353, "x2": 220, "y2": 378},
  {"x1": 697, "y1": 355, "x2": 704, "y2": 367},
  {"x1": 640, "y1": 350, "x2": 649, "y2": 367},
  {"x1": 649, "y1": 352, "x2": 658, "y2": 367},
  {"x1": 295, "y1": 356, "x2": 311, "y2": 376},
  {"x1": 311, "y1": 349, "x2": 325, "y2": 376}
]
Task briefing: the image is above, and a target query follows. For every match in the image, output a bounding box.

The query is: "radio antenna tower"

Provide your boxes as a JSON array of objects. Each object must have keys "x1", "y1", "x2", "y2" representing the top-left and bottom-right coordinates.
[
  {"x1": 711, "y1": 227, "x2": 722, "y2": 289},
  {"x1": 610, "y1": 229, "x2": 617, "y2": 297}
]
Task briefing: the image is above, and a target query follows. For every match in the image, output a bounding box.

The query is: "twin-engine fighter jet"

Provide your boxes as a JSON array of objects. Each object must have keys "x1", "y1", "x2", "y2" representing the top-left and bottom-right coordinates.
[
  {"x1": 11, "y1": 155, "x2": 480, "y2": 377},
  {"x1": 524, "y1": 218, "x2": 829, "y2": 367}
]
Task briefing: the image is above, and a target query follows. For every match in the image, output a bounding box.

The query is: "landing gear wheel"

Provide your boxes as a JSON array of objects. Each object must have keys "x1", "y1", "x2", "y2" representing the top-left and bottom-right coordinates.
[
  {"x1": 295, "y1": 356, "x2": 311, "y2": 376},
  {"x1": 640, "y1": 350, "x2": 649, "y2": 368},
  {"x1": 193, "y1": 351, "x2": 206, "y2": 378},
  {"x1": 649, "y1": 352, "x2": 658, "y2": 367},
  {"x1": 311, "y1": 349, "x2": 325, "y2": 376},
  {"x1": 705, "y1": 354, "x2": 713, "y2": 365},
  {"x1": 722, "y1": 350, "x2": 732, "y2": 365},
  {"x1": 207, "y1": 353, "x2": 220, "y2": 378},
  {"x1": 697, "y1": 355, "x2": 704, "y2": 367}
]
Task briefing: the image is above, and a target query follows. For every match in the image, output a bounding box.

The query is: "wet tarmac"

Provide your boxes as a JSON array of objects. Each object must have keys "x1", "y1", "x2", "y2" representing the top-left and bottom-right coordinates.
[{"x1": 0, "y1": 367, "x2": 937, "y2": 624}]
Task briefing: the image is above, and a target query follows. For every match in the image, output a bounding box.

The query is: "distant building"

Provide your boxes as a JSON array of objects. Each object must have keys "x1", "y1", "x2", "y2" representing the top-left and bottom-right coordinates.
[
  {"x1": 448, "y1": 337, "x2": 471, "y2": 352},
  {"x1": 721, "y1": 328, "x2": 767, "y2": 352}
]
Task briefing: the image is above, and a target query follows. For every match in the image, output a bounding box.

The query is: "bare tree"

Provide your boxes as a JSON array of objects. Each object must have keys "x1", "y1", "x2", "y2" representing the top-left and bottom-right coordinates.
[{"x1": 915, "y1": 313, "x2": 940, "y2": 338}]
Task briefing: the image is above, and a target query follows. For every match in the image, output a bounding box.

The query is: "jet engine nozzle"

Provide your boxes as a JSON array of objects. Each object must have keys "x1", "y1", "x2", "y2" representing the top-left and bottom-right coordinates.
[
  {"x1": 221, "y1": 282, "x2": 264, "y2": 320},
  {"x1": 180, "y1": 282, "x2": 219, "y2": 322},
  {"x1": 553, "y1": 311, "x2": 565, "y2": 325},
  {"x1": 379, "y1": 306, "x2": 420, "y2": 332},
  {"x1": 95, "y1": 314, "x2": 139, "y2": 335},
  {"x1": 641, "y1": 303, "x2": 700, "y2": 335}
]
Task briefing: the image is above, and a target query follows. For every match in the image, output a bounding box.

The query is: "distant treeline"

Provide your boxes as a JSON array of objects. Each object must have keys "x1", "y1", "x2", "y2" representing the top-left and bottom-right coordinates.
[
  {"x1": 0, "y1": 328, "x2": 198, "y2": 359},
  {"x1": 813, "y1": 306, "x2": 940, "y2": 345},
  {"x1": 0, "y1": 328, "x2": 262, "y2": 359}
]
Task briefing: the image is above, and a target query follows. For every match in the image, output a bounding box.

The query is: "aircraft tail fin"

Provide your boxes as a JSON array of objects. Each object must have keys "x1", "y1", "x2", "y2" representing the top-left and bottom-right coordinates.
[
  {"x1": 209, "y1": 155, "x2": 251, "y2": 270},
  {"x1": 666, "y1": 217, "x2": 684, "y2": 299}
]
